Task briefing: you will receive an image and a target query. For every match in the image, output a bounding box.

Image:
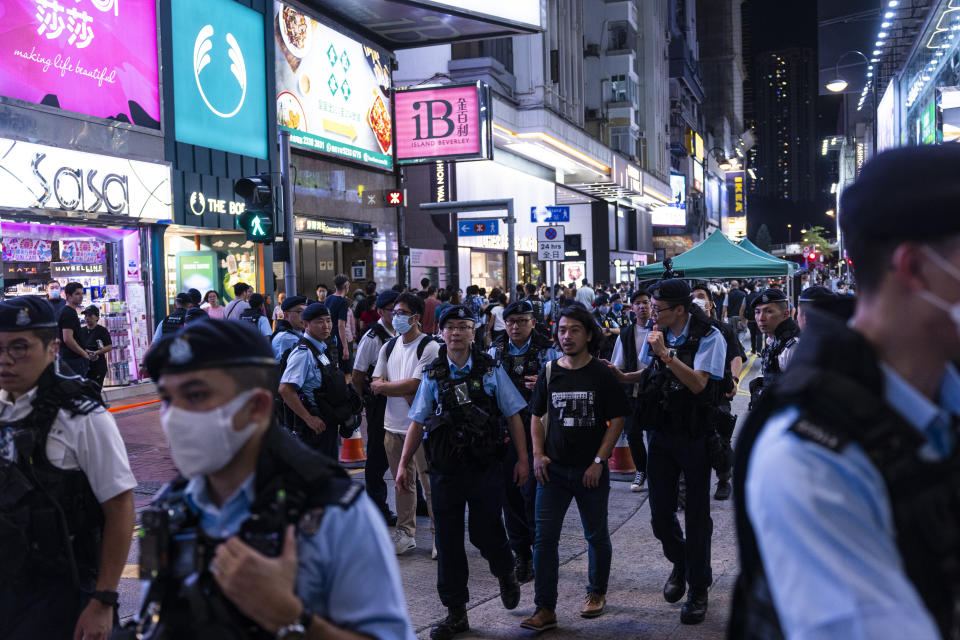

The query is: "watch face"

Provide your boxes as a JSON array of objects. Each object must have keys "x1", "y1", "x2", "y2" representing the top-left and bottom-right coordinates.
[{"x1": 277, "y1": 624, "x2": 307, "y2": 640}]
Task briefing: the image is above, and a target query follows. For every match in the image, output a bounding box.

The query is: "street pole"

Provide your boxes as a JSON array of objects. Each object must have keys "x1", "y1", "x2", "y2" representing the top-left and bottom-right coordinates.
[
  {"x1": 506, "y1": 200, "x2": 516, "y2": 298},
  {"x1": 279, "y1": 130, "x2": 297, "y2": 296}
]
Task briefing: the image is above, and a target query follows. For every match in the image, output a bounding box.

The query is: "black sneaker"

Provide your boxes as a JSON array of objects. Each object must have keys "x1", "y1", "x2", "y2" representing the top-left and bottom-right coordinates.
[
  {"x1": 663, "y1": 563, "x2": 686, "y2": 603},
  {"x1": 515, "y1": 554, "x2": 534, "y2": 583},
  {"x1": 430, "y1": 606, "x2": 469, "y2": 640},
  {"x1": 498, "y1": 572, "x2": 521, "y2": 610},
  {"x1": 680, "y1": 589, "x2": 708, "y2": 625},
  {"x1": 379, "y1": 507, "x2": 398, "y2": 527},
  {"x1": 714, "y1": 479, "x2": 732, "y2": 501}
]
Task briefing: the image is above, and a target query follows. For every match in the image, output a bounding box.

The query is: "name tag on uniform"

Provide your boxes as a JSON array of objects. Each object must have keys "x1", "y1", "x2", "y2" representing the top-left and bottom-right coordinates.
[
  {"x1": 318, "y1": 354, "x2": 331, "y2": 366},
  {"x1": 453, "y1": 382, "x2": 472, "y2": 405}
]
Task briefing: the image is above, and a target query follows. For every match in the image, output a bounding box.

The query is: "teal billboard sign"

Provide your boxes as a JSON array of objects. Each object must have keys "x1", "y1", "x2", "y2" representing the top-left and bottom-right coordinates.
[{"x1": 171, "y1": 0, "x2": 268, "y2": 158}]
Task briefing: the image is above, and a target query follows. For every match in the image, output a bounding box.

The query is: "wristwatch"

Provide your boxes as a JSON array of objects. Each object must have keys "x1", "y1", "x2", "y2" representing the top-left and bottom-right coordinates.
[
  {"x1": 662, "y1": 348, "x2": 677, "y2": 364},
  {"x1": 92, "y1": 590, "x2": 119, "y2": 608},
  {"x1": 276, "y1": 607, "x2": 313, "y2": 640},
  {"x1": 593, "y1": 456, "x2": 607, "y2": 465}
]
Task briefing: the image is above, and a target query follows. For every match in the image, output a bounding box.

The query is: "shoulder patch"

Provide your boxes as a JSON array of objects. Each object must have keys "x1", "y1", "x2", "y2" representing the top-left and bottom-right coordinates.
[
  {"x1": 785, "y1": 337, "x2": 799, "y2": 348},
  {"x1": 788, "y1": 418, "x2": 847, "y2": 452}
]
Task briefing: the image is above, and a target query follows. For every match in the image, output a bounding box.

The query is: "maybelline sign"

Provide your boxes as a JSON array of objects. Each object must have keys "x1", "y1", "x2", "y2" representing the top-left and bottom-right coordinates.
[{"x1": 0, "y1": 137, "x2": 172, "y2": 218}]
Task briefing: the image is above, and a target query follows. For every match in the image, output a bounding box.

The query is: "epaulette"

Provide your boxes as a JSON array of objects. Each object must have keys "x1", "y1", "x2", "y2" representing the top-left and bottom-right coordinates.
[{"x1": 787, "y1": 417, "x2": 849, "y2": 453}]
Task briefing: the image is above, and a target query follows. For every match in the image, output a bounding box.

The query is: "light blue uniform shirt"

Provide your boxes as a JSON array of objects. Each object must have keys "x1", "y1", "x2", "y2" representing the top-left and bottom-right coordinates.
[
  {"x1": 182, "y1": 474, "x2": 415, "y2": 638},
  {"x1": 637, "y1": 314, "x2": 726, "y2": 379},
  {"x1": 272, "y1": 328, "x2": 303, "y2": 362},
  {"x1": 254, "y1": 315, "x2": 272, "y2": 337},
  {"x1": 408, "y1": 354, "x2": 528, "y2": 424},
  {"x1": 487, "y1": 337, "x2": 554, "y2": 390},
  {"x1": 747, "y1": 364, "x2": 960, "y2": 640},
  {"x1": 280, "y1": 334, "x2": 328, "y2": 404}
]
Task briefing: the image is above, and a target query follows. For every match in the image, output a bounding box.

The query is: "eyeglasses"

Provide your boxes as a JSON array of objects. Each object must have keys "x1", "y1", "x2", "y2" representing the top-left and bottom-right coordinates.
[
  {"x1": 505, "y1": 317, "x2": 532, "y2": 326},
  {"x1": 393, "y1": 310, "x2": 416, "y2": 317},
  {"x1": 0, "y1": 342, "x2": 34, "y2": 360},
  {"x1": 650, "y1": 305, "x2": 676, "y2": 315},
  {"x1": 443, "y1": 324, "x2": 474, "y2": 333}
]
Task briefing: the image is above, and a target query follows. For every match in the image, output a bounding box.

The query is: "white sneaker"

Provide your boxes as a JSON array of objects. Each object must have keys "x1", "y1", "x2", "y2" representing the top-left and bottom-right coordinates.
[
  {"x1": 392, "y1": 529, "x2": 416, "y2": 555},
  {"x1": 631, "y1": 471, "x2": 646, "y2": 492},
  {"x1": 432, "y1": 543, "x2": 438, "y2": 560}
]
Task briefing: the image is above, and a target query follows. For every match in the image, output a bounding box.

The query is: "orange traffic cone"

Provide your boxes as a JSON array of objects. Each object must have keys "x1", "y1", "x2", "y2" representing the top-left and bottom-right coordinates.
[
  {"x1": 609, "y1": 431, "x2": 636, "y2": 474},
  {"x1": 339, "y1": 427, "x2": 366, "y2": 463}
]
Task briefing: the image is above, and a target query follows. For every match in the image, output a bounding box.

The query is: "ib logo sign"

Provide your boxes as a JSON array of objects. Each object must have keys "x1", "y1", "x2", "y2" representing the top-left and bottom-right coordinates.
[{"x1": 171, "y1": 0, "x2": 267, "y2": 159}]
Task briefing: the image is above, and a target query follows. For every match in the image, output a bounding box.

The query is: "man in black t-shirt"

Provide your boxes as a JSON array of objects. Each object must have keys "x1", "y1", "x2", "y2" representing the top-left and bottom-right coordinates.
[
  {"x1": 58, "y1": 282, "x2": 90, "y2": 377},
  {"x1": 721, "y1": 280, "x2": 747, "y2": 335},
  {"x1": 324, "y1": 273, "x2": 351, "y2": 372},
  {"x1": 78, "y1": 306, "x2": 113, "y2": 389},
  {"x1": 522, "y1": 305, "x2": 629, "y2": 632}
]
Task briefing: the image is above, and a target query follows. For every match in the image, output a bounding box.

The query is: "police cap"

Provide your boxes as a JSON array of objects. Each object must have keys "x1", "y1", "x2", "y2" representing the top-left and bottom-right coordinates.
[
  {"x1": 648, "y1": 279, "x2": 692, "y2": 303},
  {"x1": 0, "y1": 296, "x2": 58, "y2": 332},
  {"x1": 144, "y1": 319, "x2": 276, "y2": 378},
  {"x1": 798, "y1": 286, "x2": 837, "y2": 304},
  {"x1": 752, "y1": 288, "x2": 788, "y2": 309},
  {"x1": 840, "y1": 145, "x2": 960, "y2": 242},
  {"x1": 302, "y1": 303, "x2": 330, "y2": 322},
  {"x1": 280, "y1": 295, "x2": 308, "y2": 312},
  {"x1": 375, "y1": 290, "x2": 400, "y2": 309},
  {"x1": 438, "y1": 305, "x2": 475, "y2": 329},
  {"x1": 610, "y1": 293, "x2": 622, "y2": 302},
  {"x1": 175, "y1": 292, "x2": 191, "y2": 306},
  {"x1": 502, "y1": 300, "x2": 534, "y2": 319}
]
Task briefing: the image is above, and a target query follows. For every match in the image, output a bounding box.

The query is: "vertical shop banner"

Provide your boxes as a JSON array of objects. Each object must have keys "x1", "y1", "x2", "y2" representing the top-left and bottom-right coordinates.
[
  {"x1": 920, "y1": 99, "x2": 937, "y2": 145},
  {"x1": 60, "y1": 239, "x2": 106, "y2": 263},
  {"x1": 171, "y1": 0, "x2": 268, "y2": 158},
  {"x1": 274, "y1": 2, "x2": 393, "y2": 170},
  {"x1": 0, "y1": 0, "x2": 160, "y2": 127},
  {"x1": 726, "y1": 170, "x2": 745, "y2": 218},
  {"x1": 395, "y1": 82, "x2": 492, "y2": 164},
  {"x1": 938, "y1": 86, "x2": 960, "y2": 144}
]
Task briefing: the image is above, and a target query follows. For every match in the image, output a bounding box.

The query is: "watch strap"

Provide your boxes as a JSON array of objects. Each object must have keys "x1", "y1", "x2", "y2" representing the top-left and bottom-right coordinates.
[
  {"x1": 92, "y1": 590, "x2": 119, "y2": 607},
  {"x1": 299, "y1": 607, "x2": 314, "y2": 630}
]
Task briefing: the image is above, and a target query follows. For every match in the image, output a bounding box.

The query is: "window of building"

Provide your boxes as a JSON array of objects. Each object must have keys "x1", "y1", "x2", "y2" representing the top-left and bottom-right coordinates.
[{"x1": 451, "y1": 38, "x2": 514, "y2": 74}]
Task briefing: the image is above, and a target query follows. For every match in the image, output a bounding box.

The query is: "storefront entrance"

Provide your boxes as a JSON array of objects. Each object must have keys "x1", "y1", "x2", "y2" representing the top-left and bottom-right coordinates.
[{"x1": 471, "y1": 250, "x2": 506, "y2": 292}]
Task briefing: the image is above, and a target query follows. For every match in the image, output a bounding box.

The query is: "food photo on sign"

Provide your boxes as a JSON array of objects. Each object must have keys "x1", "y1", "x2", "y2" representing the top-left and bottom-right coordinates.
[{"x1": 274, "y1": 2, "x2": 393, "y2": 170}]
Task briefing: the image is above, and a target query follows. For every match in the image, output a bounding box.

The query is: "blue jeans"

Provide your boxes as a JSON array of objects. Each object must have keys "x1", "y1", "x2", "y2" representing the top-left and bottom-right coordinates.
[
  {"x1": 533, "y1": 462, "x2": 611, "y2": 610},
  {"x1": 60, "y1": 355, "x2": 89, "y2": 378}
]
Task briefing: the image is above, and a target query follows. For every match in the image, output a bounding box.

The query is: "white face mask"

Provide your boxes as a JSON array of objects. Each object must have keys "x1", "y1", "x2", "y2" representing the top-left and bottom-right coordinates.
[
  {"x1": 917, "y1": 245, "x2": 960, "y2": 338},
  {"x1": 692, "y1": 297, "x2": 709, "y2": 312},
  {"x1": 161, "y1": 390, "x2": 261, "y2": 478}
]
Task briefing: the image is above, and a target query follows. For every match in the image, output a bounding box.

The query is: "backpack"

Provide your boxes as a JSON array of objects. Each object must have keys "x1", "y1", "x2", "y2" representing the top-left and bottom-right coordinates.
[
  {"x1": 238, "y1": 307, "x2": 263, "y2": 327},
  {"x1": 382, "y1": 333, "x2": 441, "y2": 364}
]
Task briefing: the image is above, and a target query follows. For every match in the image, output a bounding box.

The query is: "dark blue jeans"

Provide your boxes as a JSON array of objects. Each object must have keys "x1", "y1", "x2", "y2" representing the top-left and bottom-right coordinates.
[
  {"x1": 533, "y1": 462, "x2": 612, "y2": 610},
  {"x1": 60, "y1": 354, "x2": 89, "y2": 378},
  {"x1": 647, "y1": 430, "x2": 713, "y2": 591},
  {"x1": 431, "y1": 464, "x2": 514, "y2": 608}
]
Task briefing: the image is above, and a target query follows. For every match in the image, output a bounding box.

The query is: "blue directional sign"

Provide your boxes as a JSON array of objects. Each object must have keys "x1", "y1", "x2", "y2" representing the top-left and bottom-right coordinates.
[
  {"x1": 458, "y1": 219, "x2": 499, "y2": 236},
  {"x1": 530, "y1": 206, "x2": 570, "y2": 223}
]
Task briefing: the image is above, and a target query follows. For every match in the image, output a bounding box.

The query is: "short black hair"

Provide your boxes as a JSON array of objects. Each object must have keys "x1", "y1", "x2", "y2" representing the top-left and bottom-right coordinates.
[
  {"x1": 439, "y1": 289, "x2": 452, "y2": 302},
  {"x1": 630, "y1": 289, "x2": 650, "y2": 303},
  {"x1": 334, "y1": 274, "x2": 349, "y2": 290},
  {"x1": 249, "y1": 293, "x2": 264, "y2": 308},
  {"x1": 524, "y1": 283, "x2": 537, "y2": 295},
  {"x1": 466, "y1": 285, "x2": 479, "y2": 296},
  {"x1": 233, "y1": 282, "x2": 251, "y2": 297},
  {"x1": 223, "y1": 365, "x2": 279, "y2": 396},
  {"x1": 316, "y1": 283, "x2": 329, "y2": 292},
  {"x1": 691, "y1": 284, "x2": 713, "y2": 303},
  {"x1": 394, "y1": 292, "x2": 424, "y2": 317},
  {"x1": 427, "y1": 286, "x2": 437, "y2": 296},
  {"x1": 420, "y1": 277, "x2": 430, "y2": 288},
  {"x1": 365, "y1": 281, "x2": 377, "y2": 294},
  {"x1": 32, "y1": 327, "x2": 59, "y2": 345},
  {"x1": 479, "y1": 287, "x2": 486, "y2": 296},
  {"x1": 391, "y1": 283, "x2": 404, "y2": 292},
  {"x1": 558, "y1": 305, "x2": 602, "y2": 354},
  {"x1": 64, "y1": 282, "x2": 83, "y2": 296}
]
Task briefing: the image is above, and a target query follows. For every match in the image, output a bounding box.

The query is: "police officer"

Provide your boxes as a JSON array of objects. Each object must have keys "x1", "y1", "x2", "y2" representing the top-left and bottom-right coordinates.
[
  {"x1": 271, "y1": 295, "x2": 308, "y2": 361},
  {"x1": 636, "y1": 279, "x2": 727, "y2": 625},
  {"x1": 730, "y1": 145, "x2": 960, "y2": 639},
  {"x1": 748, "y1": 288, "x2": 800, "y2": 408},
  {"x1": 398, "y1": 305, "x2": 530, "y2": 640},
  {"x1": 0, "y1": 296, "x2": 136, "y2": 639},
  {"x1": 611, "y1": 293, "x2": 631, "y2": 328},
  {"x1": 152, "y1": 292, "x2": 191, "y2": 343},
  {"x1": 126, "y1": 319, "x2": 414, "y2": 639},
  {"x1": 352, "y1": 290, "x2": 399, "y2": 524},
  {"x1": 795, "y1": 285, "x2": 837, "y2": 331},
  {"x1": 487, "y1": 300, "x2": 553, "y2": 583},
  {"x1": 592, "y1": 294, "x2": 621, "y2": 361}
]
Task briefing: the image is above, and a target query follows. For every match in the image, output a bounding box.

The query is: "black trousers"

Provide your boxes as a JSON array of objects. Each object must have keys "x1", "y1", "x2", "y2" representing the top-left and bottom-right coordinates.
[
  {"x1": 748, "y1": 321, "x2": 763, "y2": 353},
  {"x1": 292, "y1": 404, "x2": 339, "y2": 461},
  {"x1": 431, "y1": 464, "x2": 514, "y2": 608},
  {"x1": 647, "y1": 429, "x2": 714, "y2": 591},
  {"x1": 364, "y1": 395, "x2": 390, "y2": 512},
  {"x1": 626, "y1": 397, "x2": 648, "y2": 474},
  {"x1": 0, "y1": 577, "x2": 94, "y2": 639},
  {"x1": 502, "y1": 430, "x2": 536, "y2": 559}
]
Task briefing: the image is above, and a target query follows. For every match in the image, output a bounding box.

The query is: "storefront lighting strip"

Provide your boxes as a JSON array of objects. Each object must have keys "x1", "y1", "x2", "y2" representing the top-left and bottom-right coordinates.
[
  {"x1": 492, "y1": 123, "x2": 610, "y2": 173},
  {"x1": 643, "y1": 186, "x2": 673, "y2": 204}
]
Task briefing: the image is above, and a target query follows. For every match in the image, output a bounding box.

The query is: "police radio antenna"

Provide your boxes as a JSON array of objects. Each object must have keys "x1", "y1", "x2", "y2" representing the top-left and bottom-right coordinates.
[{"x1": 661, "y1": 258, "x2": 685, "y2": 280}]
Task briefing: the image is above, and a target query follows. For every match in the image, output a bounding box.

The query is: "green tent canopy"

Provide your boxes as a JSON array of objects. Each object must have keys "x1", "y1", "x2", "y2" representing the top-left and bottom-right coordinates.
[
  {"x1": 738, "y1": 237, "x2": 786, "y2": 263},
  {"x1": 636, "y1": 231, "x2": 797, "y2": 279}
]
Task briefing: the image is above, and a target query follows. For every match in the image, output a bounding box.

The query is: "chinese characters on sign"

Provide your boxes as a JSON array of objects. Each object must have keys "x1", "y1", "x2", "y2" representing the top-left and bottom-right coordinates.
[
  {"x1": 536, "y1": 225, "x2": 566, "y2": 261},
  {"x1": 395, "y1": 82, "x2": 492, "y2": 164}
]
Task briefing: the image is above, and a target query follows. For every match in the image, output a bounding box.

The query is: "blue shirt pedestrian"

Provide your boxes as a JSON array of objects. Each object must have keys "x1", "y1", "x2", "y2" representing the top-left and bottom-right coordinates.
[
  {"x1": 408, "y1": 354, "x2": 528, "y2": 424},
  {"x1": 746, "y1": 364, "x2": 960, "y2": 640},
  {"x1": 637, "y1": 315, "x2": 726, "y2": 379},
  {"x1": 279, "y1": 333, "x2": 329, "y2": 405}
]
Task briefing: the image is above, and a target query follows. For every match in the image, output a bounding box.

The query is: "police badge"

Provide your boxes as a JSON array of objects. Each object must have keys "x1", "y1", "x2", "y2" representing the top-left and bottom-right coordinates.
[
  {"x1": 15, "y1": 308, "x2": 30, "y2": 326},
  {"x1": 168, "y1": 338, "x2": 193, "y2": 365}
]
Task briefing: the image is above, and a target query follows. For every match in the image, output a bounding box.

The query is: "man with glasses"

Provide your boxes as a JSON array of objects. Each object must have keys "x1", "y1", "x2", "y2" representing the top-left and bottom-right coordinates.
[
  {"x1": 748, "y1": 288, "x2": 800, "y2": 409},
  {"x1": 270, "y1": 295, "x2": 308, "y2": 362},
  {"x1": 487, "y1": 300, "x2": 554, "y2": 583},
  {"x1": 398, "y1": 305, "x2": 529, "y2": 640},
  {"x1": 0, "y1": 296, "x2": 136, "y2": 639},
  {"x1": 636, "y1": 279, "x2": 727, "y2": 625},
  {"x1": 731, "y1": 145, "x2": 960, "y2": 639}
]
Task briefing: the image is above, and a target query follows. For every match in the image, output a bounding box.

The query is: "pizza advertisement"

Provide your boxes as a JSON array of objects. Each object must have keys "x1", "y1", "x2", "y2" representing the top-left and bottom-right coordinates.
[{"x1": 273, "y1": 2, "x2": 394, "y2": 171}]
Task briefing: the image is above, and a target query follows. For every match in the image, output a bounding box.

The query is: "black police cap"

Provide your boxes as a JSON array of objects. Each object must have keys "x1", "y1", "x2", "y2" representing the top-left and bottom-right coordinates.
[
  {"x1": 799, "y1": 286, "x2": 837, "y2": 304},
  {"x1": 175, "y1": 292, "x2": 191, "y2": 306},
  {"x1": 375, "y1": 290, "x2": 400, "y2": 309},
  {"x1": 438, "y1": 305, "x2": 475, "y2": 329},
  {"x1": 840, "y1": 145, "x2": 960, "y2": 242},
  {"x1": 502, "y1": 300, "x2": 534, "y2": 319},
  {"x1": 280, "y1": 295, "x2": 308, "y2": 312},
  {"x1": 144, "y1": 319, "x2": 276, "y2": 379},
  {"x1": 752, "y1": 288, "x2": 788, "y2": 309},
  {"x1": 648, "y1": 278, "x2": 692, "y2": 303},
  {"x1": 0, "y1": 296, "x2": 58, "y2": 332},
  {"x1": 302, "y1": 303, "x2": 330, "y2": 322}
]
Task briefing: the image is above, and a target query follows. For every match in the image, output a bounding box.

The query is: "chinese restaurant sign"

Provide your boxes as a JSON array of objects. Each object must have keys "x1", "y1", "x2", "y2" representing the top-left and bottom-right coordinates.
[
  {"x1": 0, "y1": 0, "x2": 160, "y2": 127},
  {"x1": 395, "y1": 82, "x2": 492, "y2": 165}
]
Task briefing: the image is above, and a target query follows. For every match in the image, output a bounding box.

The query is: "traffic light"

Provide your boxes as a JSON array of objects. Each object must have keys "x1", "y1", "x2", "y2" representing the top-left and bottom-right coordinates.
[
  {"x1": 807, "y1": 251, "x2": 817, "y2": 263},
  {"x1": 234, "y1": 174, "x2": 275, "y2": 243}
]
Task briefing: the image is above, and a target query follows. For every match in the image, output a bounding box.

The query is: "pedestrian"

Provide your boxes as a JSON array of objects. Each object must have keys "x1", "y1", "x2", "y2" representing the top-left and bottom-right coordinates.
[
  {"x1": 324, "y1": 274, "x2": 352, "y2": 370},
  {"x1": 434, "y1": 289, "x2": 453, "y2": 327},
  {"x1": 371, "y1": 292, "x2": 440, "y2": 556},
  {"x1": 488, "y1": 300, "x2": 554, "y2": 583},
  {"x1": 422, "y1": 287, "x2": 441, "y2": 335},
  {"x1": 744, "y1": 283, "x2": 762, "y2": 354},
  {"x1": 606, "y1": 288, "x2": 654, "y2": 492},
  {"x1": 47, "y1": 280, "x2": 66, "y2": 313},
  {"x1": 184, "y1": 307, "x2": 208, "y2": 324},
  {"x1": 795, "y1": 285, "x2": 837, "y2": 331},
  {"x1": 78, "y1": 305, "x2": 113, "y2": 389},
  {"x1": 57, "y1": 282, "x2": 92, "y2": 377},
  {"x1": 271, "y1": 295, "x2": 307, "y2": 362},
  {"x1": 730, "y1": 145, "x2": 960, "y2": 639},
  {"x1": 721, "y1": 280, "x2": 746, "y2": 336},
  {"x1": 636, "y1": 279, "x2": 727, "y2": 625},
  {"x1": 357, "y1": 281, "x2": 379, "y2": 335},
  {"x1": 224, "y1": 282, "x2": 253, "y2": 319},
  {"x1": 272, "y1": 292, "x2": 286, "y2": 327},
  {"x1": 239, "y1": 293, "x2": 272, "y2": 337},
  {"x1": 0, "y1": 296, "x2": 135, "y2": 639},
  {"x1": 521, "y1": 304, "x2": 629, "y2": 631},
  {"x1": 315, "y1": 283, "x2": 329, "y2": 302},
  {"x1": 399, "y1": 305, "x2": 529, "y2": 640},
  {"x1": 747, "y1": 288, "x2": 800, "y2": 409},
  {"x1": 201, "y1": 290, "x2": 226, "y2": 319},
  {"x1": 487, "y1": 292, "x2": 507, "y2": 344},
  {"x1": 130, "y1": 319, "x2": 415, "y2": 638},
  {"x1": 592, "y1": 293, "x2": 621, "y2": 361},
  {"x1": 352, "y1": 290, "x2": 399, "y2": 526},
  {"x1": 153, "y1": 292, "x2": 191, "y2": 343},
  {"x1": 576, "y1": 279, "x2": 595, "y2": 307}
]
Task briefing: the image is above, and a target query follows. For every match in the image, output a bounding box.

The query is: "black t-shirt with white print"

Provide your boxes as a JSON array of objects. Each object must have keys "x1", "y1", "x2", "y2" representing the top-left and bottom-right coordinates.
[{"x1": 529, "y1": 356, "x2": 630, "y2": 468}]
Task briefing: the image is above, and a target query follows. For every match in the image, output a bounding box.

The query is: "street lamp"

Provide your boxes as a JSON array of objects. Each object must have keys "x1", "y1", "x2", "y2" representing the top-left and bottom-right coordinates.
[
  {"x1": 826, "y1": 50, "x2": 878, "y2": 155},
  {"x1": 708, "y1": 146, "x2": 734, "y2": 171},
  {"x1": 787, "y1": 223, "x2": 793, "y2": 243}
]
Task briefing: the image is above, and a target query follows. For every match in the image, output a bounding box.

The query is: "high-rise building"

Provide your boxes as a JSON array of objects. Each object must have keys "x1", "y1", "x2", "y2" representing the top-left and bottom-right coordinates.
[{"x1": 754, "y1": 47, "x2": 818, "y2": 203}]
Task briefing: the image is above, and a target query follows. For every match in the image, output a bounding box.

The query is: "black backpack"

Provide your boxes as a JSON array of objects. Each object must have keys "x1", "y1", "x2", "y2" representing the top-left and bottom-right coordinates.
[
  {"x1": 381, "y1": 333, "x2": 441, "y2": 364},
  {"x1": 238, "y1": 307, "x2": 263, "y2": 327}
]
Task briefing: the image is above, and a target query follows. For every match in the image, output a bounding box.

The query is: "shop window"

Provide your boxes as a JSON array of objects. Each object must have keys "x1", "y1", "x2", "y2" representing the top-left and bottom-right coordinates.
[
  {"x1": 451, "y1": 38, "x2": 514, "y2": 74},
  {"x1": 470, "y1": 250, "x2": 505, "y2": 294}
]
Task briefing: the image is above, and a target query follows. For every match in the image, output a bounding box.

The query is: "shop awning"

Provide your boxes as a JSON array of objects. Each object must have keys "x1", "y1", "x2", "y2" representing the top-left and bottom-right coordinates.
[
  {"x1": 636, "y1": 231, "x2": 797, "y2": 279},
  {"x1": 308, "y1": 0, "x2": 542, "y2": 49}
]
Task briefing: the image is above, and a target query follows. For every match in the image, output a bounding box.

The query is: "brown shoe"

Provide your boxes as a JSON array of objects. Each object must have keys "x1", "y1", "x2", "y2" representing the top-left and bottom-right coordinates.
[
  {"x1": 580, "y1": 592, "x2": 606, "y2": 618},
  {"x1": 520, "y1": 607, "x2": 558, "y2": 632}
]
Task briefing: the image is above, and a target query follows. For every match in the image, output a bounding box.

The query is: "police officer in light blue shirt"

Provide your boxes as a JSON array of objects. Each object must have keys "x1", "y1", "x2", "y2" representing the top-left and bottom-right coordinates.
[
  {"x1": 271, "y1": 295, "x2": 307, "y2": 361},
  {"x1": 130, "y1": 318, "x2": 415, "y2": 639},
  {"x1": 730, "y1": 145, "x2": 960, "y2": 640}
]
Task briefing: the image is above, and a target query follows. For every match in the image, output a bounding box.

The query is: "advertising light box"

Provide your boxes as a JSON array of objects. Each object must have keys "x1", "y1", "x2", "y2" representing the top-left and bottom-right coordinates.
[
  {"x1": 652, "y1": 174, "x2": 687, "y2": 226},
  {"x1": 275, "y1": 2, "x2": 394, "y2": 170},
  {"x1": 938, "y1": 86, "x2": 960, "y2": 144},
  {"x1": 0, "y1": 0, "x2": 160, "y2": 127},
  {"x1": 172, "y1": 0, "x2": 268, "y2": 158},
  {"x1": 395, "y1": 82, "x2": 492, "y2": 165}
]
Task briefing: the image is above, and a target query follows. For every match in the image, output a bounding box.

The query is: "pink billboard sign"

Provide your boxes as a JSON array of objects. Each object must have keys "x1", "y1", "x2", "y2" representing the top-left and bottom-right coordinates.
[
  {"x1": 0, "y1": 0, "x2": 160, "y2": 127},
  {"x1": 395, "y1": 84, "x2": 488, "y2": 163}
]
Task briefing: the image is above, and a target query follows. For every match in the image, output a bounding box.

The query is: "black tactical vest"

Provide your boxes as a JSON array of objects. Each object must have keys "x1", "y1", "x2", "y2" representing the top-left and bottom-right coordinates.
[
  {"x1": 636, "y1": 312, "x2": 721, "y2": 437},
  {"x1": 269, "y1": 319, "x2": 297, "y2": 341},
  {"x1": 281, "y1": 338, "x2": 356, "y2": 430},
  {"x1": 238, "y1": 307, "x2": 263, "y2": 328},
  {"x1": 161, "y1": 308, "x2": 187, "y2": 335},
  {"x1": 124, "y1": 424, "x2": 361, "y2": 640},
  {"x1": 362, "y1": 323, "x2": 393, "y2": 376},
  {"x1": 760, "y1": 318, "x2": 800, "y2": 379},
  {"x1": 0, "y1": 365, "x2": 105, "y2": 589},
  {"x1": 491, "y1": 331, "x2": 552, "y2": 402},
  {"x1": 730, "y1": 310, "x2": 960, "y2": 640},
  {"x1": 422, "y1": 345, "x2": 505, "y2": 474}
]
